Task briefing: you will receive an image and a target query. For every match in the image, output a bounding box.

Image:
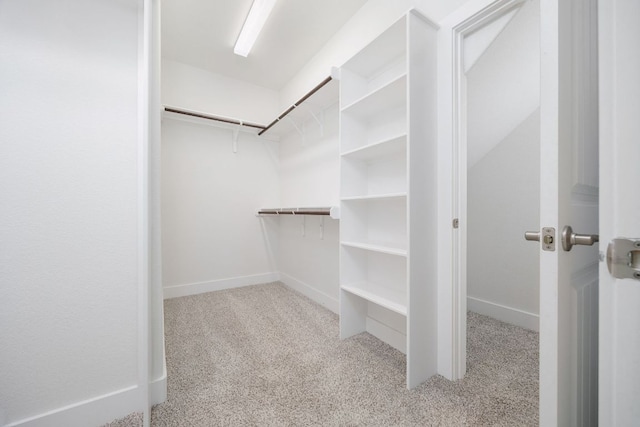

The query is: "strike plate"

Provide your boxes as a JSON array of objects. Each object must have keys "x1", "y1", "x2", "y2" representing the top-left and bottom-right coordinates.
[
  {"x1": 607, "y1": 238, "x2": 640, "y2": 281},
  {"x1": 542, "y1": 227, "x2": 555, "y2": 251}
]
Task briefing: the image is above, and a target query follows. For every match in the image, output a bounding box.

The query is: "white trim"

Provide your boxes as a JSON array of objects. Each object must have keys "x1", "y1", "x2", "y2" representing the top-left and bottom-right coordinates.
[
  {"x1": 148, "y1": 0, "x2": 166, "y2": 412},
  {"x1": 163, "y1": 272, "x2": 280, "y2": 299},
  {"x1": 149, "y1": 370, "x2": 167, "y2": 406},
  {"x1": 468, "y1": 296, "x2": 539, "y2": 332},
  {"x1": 437, "y1": 0, "x2": 526, "y2": 382},
  {"x1": 279, "y1": 272, "x2": 339, "y2": 314},
  {"x1": 366, "y1": 316, "x2": 406, "y2": 354},
  {"x1": 5, "y1": 386, "x2": 144, "y2": 427},
  {"x1": 597, "y1": 0, "x2": 615, "y2": 424},
  {"x1": 138, "y1": 0, "x2": 152, "y2": 425}
]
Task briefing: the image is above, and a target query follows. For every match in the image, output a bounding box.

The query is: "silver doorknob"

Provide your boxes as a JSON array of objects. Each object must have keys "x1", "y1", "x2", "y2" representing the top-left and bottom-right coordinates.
[{"x1": 561, "y1": 225, "x2": 599, "y2": 251}]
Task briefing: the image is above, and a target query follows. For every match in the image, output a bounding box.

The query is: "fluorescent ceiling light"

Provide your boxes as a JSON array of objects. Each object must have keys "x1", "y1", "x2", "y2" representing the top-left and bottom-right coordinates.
[{"x1": 234, "y1": 0, "x2": 277, "y2": 57}]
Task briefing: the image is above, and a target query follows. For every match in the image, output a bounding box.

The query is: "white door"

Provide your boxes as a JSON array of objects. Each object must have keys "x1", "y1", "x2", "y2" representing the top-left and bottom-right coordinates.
[
  {"x1": 598, "y1": 0, "x2": 640, "y2": 424},
  {"x1": 439, "y1": 0, "x2": 639, "y2": 424},
  {"x1": 539, "y1": 0, "x2": 601, "y2": 425}
]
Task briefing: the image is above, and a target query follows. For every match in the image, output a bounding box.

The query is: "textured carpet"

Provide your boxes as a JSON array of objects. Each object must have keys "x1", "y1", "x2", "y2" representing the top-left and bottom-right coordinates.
[
  {"x1": 151, "y1": 282, "x2": 538, "y2": 426},
  {"x1": 101, "y1": 412, "x2": 143, "y2": 427}
]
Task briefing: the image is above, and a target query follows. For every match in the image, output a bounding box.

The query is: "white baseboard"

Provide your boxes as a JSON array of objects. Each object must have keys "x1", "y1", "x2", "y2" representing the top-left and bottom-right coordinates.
[
  {"x1": 163, "y1": 272, "x2": 280, "y2": 299},
  {"x1": 279, "y1": 272, "x2": 339, "y2": 314},
  {"x1": 150, "y1": 321, "x2": 168, "y2": 406},
  {"x1": 366, "y1": 316, "x2": 406, "y2": 354},
  {"x1": 467, "y1": 296, "x2": 539, "y2": 332},
  {"x1": 150, "y1": 370, "x2": 167, "y2": 406},
  {"x1": 6, "y1": 386, "x2": 144, "y2": 427}
]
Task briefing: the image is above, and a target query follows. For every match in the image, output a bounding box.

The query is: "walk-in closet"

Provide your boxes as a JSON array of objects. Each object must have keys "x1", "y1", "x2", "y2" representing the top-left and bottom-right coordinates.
[
  {"x1": 154, "y1": 0, "x2": 540, "y2": 424},
  {"x1": 4, "y1": 0, "x2": 634, "y2": 424}
]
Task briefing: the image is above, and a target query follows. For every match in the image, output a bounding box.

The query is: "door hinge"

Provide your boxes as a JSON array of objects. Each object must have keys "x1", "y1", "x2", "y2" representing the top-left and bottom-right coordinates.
[{"x1": 453, "y1": 218, "x2": 459, "y2": 229}]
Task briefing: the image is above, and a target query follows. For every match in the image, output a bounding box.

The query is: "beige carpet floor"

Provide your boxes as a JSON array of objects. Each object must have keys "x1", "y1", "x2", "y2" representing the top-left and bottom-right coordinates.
[{"x1": 151, "y1": 282, "x2": 538, "y2": 426}]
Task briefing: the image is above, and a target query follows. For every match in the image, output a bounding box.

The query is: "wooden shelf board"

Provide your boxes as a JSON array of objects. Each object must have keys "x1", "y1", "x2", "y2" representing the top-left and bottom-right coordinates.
[
  {"x1": 341, "y1": 74, "x2": 407, "y2": 118},
  {"x1": 340, "y1": 134, "x2": 407, "y2": 160},
  {"x1": 341, "y1": 193, "x2": 407, "y2": 201},
  {"x1": 341, "y1": 284, "x2": 407, "y2": 316},
  {"x1": 341, "y1": 241, "x2": 407, "y2": 257}
]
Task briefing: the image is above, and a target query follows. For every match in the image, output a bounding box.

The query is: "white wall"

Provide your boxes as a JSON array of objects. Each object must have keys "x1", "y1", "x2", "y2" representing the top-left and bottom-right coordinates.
[
  {"x1": 279, "y1": 104, "x2": 340, "y2": 207},
  {"x1": 0, "y1": 1, "x2": 146, "y2": 425},
  {"x1": 465, "y1": 0, "x2": 540, "y2": 331},
  {"x1": 276, "y1": 104, "x2": 341, "y2": 312},
  {"x1": 467, "y1": 110, "x2": 540, "y2": 330},
  {"x1": 158, "y1": 0, "x2": 481, "y2": 322},
  {"x1": 466, "y1": 0, "x2": 540, "y2": 167},
  {"x1": 162, "y1": 59, "x2": 279, "y2": 125},
  {"x1": 279, "y1": 0, "x2": 471, "y2": 109},
  {"x1": 161, "y1": 118, "x2": 280, "y2": 298}
]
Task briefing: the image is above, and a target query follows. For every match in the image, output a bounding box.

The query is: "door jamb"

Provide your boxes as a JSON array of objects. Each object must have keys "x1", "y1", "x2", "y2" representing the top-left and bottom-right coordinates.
[{"x1": 436, "y1": 0, "x2": 526, "y2": 381}]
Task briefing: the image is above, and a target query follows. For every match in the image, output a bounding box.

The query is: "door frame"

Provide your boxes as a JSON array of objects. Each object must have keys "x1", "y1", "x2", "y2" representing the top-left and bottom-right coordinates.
[
  {"x1": 436, "y1": 0, "x2": 527, "y2": 382},
  {"x1": 598, "y1": 0, "x2": 640, "y2": 423}
]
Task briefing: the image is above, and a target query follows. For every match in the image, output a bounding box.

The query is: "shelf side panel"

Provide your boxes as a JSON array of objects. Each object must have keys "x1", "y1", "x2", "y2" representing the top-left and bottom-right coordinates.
[{"x1": 406, "y1": 11, "x2": 439, "y2": 390}]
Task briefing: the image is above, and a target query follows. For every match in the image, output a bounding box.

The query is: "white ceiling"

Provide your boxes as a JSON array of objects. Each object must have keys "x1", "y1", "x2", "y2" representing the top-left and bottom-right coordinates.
[{"x1": 162, "y1": 0, "x2": 368, "y2": 91}]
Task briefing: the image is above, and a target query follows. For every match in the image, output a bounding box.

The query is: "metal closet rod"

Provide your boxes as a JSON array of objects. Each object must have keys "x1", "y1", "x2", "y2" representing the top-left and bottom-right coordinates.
[
  {"x1": 163, "y1": 107, "x2": 267, "y2": 130},
  {"x1": 258, "y1": 76, "x2": 333, "y2": 136},
  {"x1": 164, "y1": 75, "x2": 332, "y2": 136},
  {"x1": 258, "y1": 207, "x2": 332, "y2": 216}
]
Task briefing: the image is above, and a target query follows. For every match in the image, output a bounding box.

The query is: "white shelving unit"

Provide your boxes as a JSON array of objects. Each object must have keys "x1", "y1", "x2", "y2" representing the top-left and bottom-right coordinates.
[{"x1": 338, "y1": 10, "x2": 439, "y2": 389}]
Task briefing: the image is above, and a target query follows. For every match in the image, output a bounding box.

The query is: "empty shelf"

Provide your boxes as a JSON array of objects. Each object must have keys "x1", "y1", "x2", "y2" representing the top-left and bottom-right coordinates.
[
  {"x1": 341, "y1": 241, "x2": 407, "y2": 257},
  {"x1": 341, "y1": 284, "x2": 407, "y2": 316}
]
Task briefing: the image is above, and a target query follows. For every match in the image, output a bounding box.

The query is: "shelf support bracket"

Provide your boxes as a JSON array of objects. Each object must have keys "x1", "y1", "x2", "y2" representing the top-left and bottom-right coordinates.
[
  {"x1": 301, "y1": 215, "x2": 306, "y2": 237},
  {"x1": 286, "y1": 116, "x2": 306, "y2": 143},
  {"x1": 231, "y1": 126, "x2": 240, "y2": 153},
  {"x1": 308, "y1": 108, "x2": 324, "y2": 137}
]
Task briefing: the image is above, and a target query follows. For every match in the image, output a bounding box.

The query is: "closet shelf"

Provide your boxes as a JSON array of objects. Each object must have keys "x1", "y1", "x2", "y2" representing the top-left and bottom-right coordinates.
[
  {"x1": 341, "y1": 192, "x2": 407, "y2": 201},
  {"x1": 341, "y1": 241, "x2": 407, "y2": 257},
  {"x1": 340, "y1": 74, "x2": 407, "y2": 118},
  {"x1": 341, "y1": 284, "x2": 407, "y2": 316},
  {"x1": 257, "y1": 206, "x2": 340, "y2": 219},
  {"x1": 341, "y1": 134, "x2": 407, "y2": 160}
]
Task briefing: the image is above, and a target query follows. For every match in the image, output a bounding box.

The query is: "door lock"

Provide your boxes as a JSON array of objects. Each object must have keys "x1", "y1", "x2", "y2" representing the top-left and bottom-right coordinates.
[
  {"x1": 524, "y1": 227, "x2": 556, "y2": 251},
  {"x1": 607, "y1": 238, "x2": 640, "y2": 281},
  {"x1": 561, "y1": 225, "x2": 599, "y2": 251}
]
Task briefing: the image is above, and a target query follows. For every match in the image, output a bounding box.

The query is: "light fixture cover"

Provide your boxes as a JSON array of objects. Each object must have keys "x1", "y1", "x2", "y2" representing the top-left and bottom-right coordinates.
[{"x1": 234, "y1": 0, "x2": 277, "y2": 57}]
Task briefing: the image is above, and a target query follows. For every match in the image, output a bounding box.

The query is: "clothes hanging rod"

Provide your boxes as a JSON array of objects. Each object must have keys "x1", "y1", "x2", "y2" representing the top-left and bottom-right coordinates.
[
  {"x1": 257, "y1": 206, "x2": 340, "y2": 219},
  {"x1": 164, "y1": 75, "x2": 332, "y2": 136},
  {"x1": 164, "y1": 107, "x2": 267, "y2": 130},
  {"x1": 258, "y1": 76, "x2": 333, "y2": 136}
]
